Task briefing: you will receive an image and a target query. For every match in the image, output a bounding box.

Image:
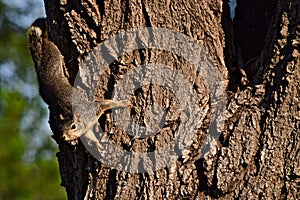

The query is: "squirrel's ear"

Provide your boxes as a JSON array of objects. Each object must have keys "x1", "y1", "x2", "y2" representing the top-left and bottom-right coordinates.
[{"x1": 59, "y1": 114, "x2": 65, "y2": 120}]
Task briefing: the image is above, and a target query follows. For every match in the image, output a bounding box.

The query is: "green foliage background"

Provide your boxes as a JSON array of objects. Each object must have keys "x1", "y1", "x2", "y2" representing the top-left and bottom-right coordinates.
[{"x1": 0, "y1": 0, "x2": 66, "y2": 199}]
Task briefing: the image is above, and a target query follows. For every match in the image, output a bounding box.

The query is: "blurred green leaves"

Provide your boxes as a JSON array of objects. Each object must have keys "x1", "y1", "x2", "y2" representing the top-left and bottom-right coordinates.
[{"x1": 0, "y1": 0, "x2": 66, "y2": 199}]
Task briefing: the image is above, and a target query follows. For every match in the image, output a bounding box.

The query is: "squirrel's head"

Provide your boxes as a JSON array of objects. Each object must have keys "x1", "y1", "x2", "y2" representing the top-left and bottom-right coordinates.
[
  {"x1": 48, "y1": 109, "x2": 80, "y2": 142},
  {"x1": 61, "y1": 111, "x2": 85, "y2": 141},
  {"x1": 62, "y1": 122, "x2": 83, "y2": 141}
]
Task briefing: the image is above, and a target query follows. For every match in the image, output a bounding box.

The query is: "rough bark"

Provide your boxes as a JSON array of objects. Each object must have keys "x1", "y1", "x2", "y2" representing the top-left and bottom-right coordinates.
[{"x1": 38, "y1": 0, "x2": 299, "y2": 199}]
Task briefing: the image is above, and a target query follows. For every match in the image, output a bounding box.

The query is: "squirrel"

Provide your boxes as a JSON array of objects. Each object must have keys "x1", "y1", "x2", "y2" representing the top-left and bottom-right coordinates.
[
  {"x1": 28, "y1": 18, "x2": 131, "y2": 141},
  {"x1": 64, "y1": 99, "x2": 131, "y2": 141},
  {"x1": 28, "y1": 18, "x2": 73, "y2": 110}
]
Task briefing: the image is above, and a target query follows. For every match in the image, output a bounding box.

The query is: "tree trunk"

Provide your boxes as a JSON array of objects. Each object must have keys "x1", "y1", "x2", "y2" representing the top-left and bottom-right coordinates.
[{"x1": 37, "y1": 0, "x2": 299, "y2": 199}]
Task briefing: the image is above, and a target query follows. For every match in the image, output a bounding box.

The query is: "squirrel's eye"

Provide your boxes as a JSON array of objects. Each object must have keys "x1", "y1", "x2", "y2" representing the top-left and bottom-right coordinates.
[{"x1": 71, "y1": 123, "x2": 76, "y2": 130}]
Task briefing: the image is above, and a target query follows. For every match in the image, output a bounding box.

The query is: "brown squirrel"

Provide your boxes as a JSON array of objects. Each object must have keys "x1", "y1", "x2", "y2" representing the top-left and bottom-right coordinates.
[{"x1": 28, "y1": 18, "x2": 131, "y2": 141}]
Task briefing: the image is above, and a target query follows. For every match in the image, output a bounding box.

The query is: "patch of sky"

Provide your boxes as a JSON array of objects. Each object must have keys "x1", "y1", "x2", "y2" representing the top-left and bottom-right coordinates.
[
  {"x1": 3, "y1": 0, "x2": 45, "y2": 28},
  {"x1": 229, "y1": 0, "x2": 237, "y2": 20}
]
